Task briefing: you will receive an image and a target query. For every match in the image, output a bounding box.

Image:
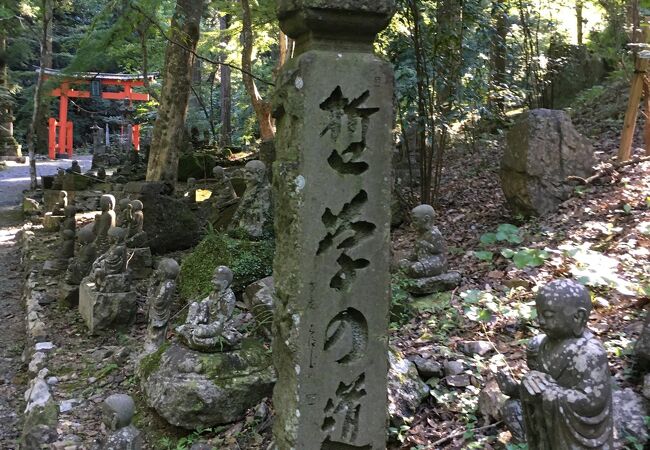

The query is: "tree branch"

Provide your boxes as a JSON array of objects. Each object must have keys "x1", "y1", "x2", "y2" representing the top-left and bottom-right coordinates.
[{"x1": 129, "y1": 3, "x2": 274, "y2": 87}]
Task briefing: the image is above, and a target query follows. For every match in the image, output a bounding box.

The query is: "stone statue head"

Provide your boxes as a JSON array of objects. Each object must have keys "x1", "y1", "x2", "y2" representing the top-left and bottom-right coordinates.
[
  {"x1": 244, "y1": 160, "x2": 266, "y2": 186},
  {"x1": 77, "y1": 226, "x2": 95, "y2": 244},
  {"x1": 411, "y1": 204, "x2": 435, "y2": 232},
  {"x1": 57, "y1": 168, "x2": 64, "y2": 177},
  {"x1": 64, "y1": 205, "x2": 76, "y2": 218},
  {"x1": 117, "y1": 198, "x2": 131, "y2": 212},
  {"x1": 536, "y1": 279, "x2": 591, "y2": 339},
  {"x1": 130, "y1": 200, "x2": 143, "y2": 212},
  {"x1": 102, "y1": 394, "x2": 135, "y2": 430},
  {"x1": 62, "y1": 229, "x2": 75, "y2": 240},
  {"x1": 72, "y1": 160, "x2": 79, "y2": 167},
  {"x1": 213, "y1": 166, "x2": 226, "y2": 179},
  {"x1": 108, "y1": 226, "x2": 127, "y2": 245},
  {"x1": 158, "y1": 258, "x2": 180, "y2": 280},
  {"x1": 212, "y1": 265, "x2": 233, "y2": 292},
  {"x1": 100, "y1": 194, "x2": 116, "y2": 212}
]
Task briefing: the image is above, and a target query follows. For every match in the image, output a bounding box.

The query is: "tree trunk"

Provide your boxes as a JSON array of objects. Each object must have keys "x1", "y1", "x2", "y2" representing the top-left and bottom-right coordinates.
[
  {"x1": 0, "y1": 34, "x2": 21, "y2": 158},
  {"x1": 146, "y1": 0, "x2": 206, "y2": 183},
  {"x1": 241, "y1": 0, "x2": 274, "y2": 141},
  {"x1": 26, "y1": 0, "x2": 53, "y2": 188},
  {"x1": 491, "y1": 0, "x2": 508, "y2": 116},
  {"x1": 576, "y1": 0, "x2": 584, "y2": 45},
  {"x1": 219, "y1": 14, "x2": 232, "y2": 147},
  {"x1": 34, "y1": 0, "x2": 53, "y2": 154}
]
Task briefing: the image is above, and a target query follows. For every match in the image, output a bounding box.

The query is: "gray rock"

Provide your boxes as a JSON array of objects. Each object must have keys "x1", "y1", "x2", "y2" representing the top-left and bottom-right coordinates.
[
  {"x1": 635, "y1": 312, "x2": 650, "y2": 368},
  {"x1": 643, "y1": 374, "x2": 650, "y2": 400},
  {"x1": 443, "y1": 360, "x2": 465, "y2": 376},
  {"x1": 478, "y1": 378, "x2": 507, "y2": 421},
  {"x1": 139, "y1": 341, "x2": 275, "y2": 429},
  {"x1": 408, "y1": 355, "x2": 443, "y2": 379},
  {"x1": 243, "y1": 276, "x2": 274, "y2": 338},
  {"x1": 459, "y1": 340, "x2": 493, "y2": 357},
  {"x1": 387, "y1": 348, "x2": 430, "y2": 426},
  {"x1": 613, "y1": 388, "x2": 648, "y2": 448},
  {"x1": 446, "y1": 374, "x2": 471, "y2": 387},
  {"x1": 501, "y1": 109, "x2": 594, "y2": 216}
]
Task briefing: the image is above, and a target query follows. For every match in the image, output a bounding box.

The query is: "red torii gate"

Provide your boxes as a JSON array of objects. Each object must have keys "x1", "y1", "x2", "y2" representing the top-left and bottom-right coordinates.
[{"x1": 41, "y1": 69, "x2": 155, "y2": 160}]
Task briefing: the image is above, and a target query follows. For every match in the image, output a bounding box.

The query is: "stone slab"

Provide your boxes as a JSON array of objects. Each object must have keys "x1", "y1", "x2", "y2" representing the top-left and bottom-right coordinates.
[{"x1": 78, "y1": 281, "x2": 137, "y2": 334}]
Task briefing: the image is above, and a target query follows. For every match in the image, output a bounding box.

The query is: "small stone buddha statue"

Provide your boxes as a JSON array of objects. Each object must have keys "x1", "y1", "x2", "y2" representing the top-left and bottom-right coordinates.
[
  {"x1": 59, "y1": 229, "x2": 75, "y2": 262},
  {"x1": 65, "y1": 226, "x2": 97, "y2": 285},
  {"x1": 115, "y1": 198, "x2": 131, "y2": 228},
  {"x1": 228, "y1": 160, "x2": 272, "y2": 238},
  {"x1": 125, "y1": 200, "x2": 147, "y2": 247},
  {"x1": 94, "y1": 194, "x2": 117, "y2": 254},
  {"x1": 398, "y1": 204, "x2": 460, "y2": 294},
  {"x1": 67, "y1": 160, "x2": 82, "y2": 174},
  {"x1": 497, "y1": 279, "x2": 614, "y2": 449},
  {"x1": 51, "y1": 168, "x2": 65, "y2": 190},
  {"x1": 61, "y1": 205, "x2": 77, "y2": 236},
  {"x1": 176, "y1": 266, "x2": 242, "y2": 352},
  {"x1": 90, "y1": 227, "x2": 128, "y2": 292},
  {"x1": 101, "y1": 394, "x2": 142, "y2": 450},
  {"x1": 52, "y1": 190, "x2": 68, "y2": 216},
  {"x1": 144, "y1": 258, "x2": 180, "y2": 354},
  {"x1": 212, "y1": 166, "x2": 238, "y2": 209}
]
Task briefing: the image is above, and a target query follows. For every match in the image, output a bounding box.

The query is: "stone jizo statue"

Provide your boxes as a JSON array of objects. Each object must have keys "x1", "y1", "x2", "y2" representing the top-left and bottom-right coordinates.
[
  {"x1": 59, "y1": 229, "x2": 75, "y2": 262},
  {"x1": 52, "y1": 190, "x2": 68, "y2": 216},
  {"x1": 90, "y1": 227, "x2": 128, "y2": 293},
  {"x1": 61, "y1": 205, "x2": 76, "y2": 235},
  {"x1": 497, "y1": 279, "x2": 614, "y2": 449},
  {"x1": 116, "y1": 198, "x2": 131, "y2": 228},
  {"x1": 228, "y1": 160, "x2": 271, "y2": 238},
  {"x1": 126, "y1": 200, "x2": 146, "y2": 247},
  {"x1": 101, "y1": 394, "x2": 142, "y2": 450},
  {"x1": 144, "y1": 258, "x2": 180, "y2": 354},
  {"x1": 67, "y1": 160, "x2": 82, "y2": 174},
  {"x1": 51, "y1": 168, "x2": 65, "y2": 190},
  {"x1": 399, "y1": 204, "x2": 460, "y2": 294},
  {"x1": 176, "y1": 266, "x2": 242, "y2": 352},
  {"x1": 65, "y1": 226, "x2": 97, "y2": 285},
  {"x1": 211, "y1": 166, "x2": 237, "y2": 208},
  {"x1": 94, "y1": 194, "x2": 116, "y2": 254}
]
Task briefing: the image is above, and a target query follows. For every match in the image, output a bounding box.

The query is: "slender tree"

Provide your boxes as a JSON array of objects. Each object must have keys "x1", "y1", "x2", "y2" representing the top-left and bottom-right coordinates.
[
  {"x1": 219, "y1": 13, "x2": 232, "y2": 146},
  {"x1": 146, "y1": 0, "x2": 207, "y2": 183}
]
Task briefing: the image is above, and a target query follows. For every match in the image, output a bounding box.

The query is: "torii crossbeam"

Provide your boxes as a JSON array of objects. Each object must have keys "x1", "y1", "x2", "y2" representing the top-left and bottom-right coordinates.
[{"x1": 39, "y1": 68, "x2": 156, "y2": 159}]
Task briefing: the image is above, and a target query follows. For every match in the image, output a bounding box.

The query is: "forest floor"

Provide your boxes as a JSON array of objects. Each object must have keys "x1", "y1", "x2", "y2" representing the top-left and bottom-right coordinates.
[{"x1": 388, "y1": 77, "x2": 650, "y2": 448}]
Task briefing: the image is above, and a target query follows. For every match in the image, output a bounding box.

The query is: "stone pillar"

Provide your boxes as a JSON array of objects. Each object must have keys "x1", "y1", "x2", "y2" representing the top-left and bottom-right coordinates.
[{"x1": 272, "y1": 2, "x2": 395, "y2": 449}]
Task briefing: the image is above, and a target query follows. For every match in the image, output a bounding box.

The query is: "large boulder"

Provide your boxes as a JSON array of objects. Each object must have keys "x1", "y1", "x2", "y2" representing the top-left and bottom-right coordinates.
[
  {"x1": 613, "y1": 388, "x2": 648, "y2": 448},
  {"x1": 501, "y1": 109, "x2": 594, "y2": 216},
  {"x1": 243, "y1": 276, "x2": 274, "y2": 338},
  {"x1": 125, "y1": 182, "x2": 201, "y2": 254},
  {"x1": 635, "y1": 313, "x2": 650, "y2": 368},
  {"x1": 139, "y1": 340, "x2": 275, "y2": 429}
]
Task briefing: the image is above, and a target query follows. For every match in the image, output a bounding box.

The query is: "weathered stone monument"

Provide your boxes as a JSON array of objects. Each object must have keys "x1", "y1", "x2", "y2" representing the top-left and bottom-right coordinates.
[
  {"x1": 501, "y1": 109, "x2": 594, "y2": 216},
  {"x1": 228, "y1": 160, "x2": 272, "y2": 238},
  {"x1": 497, "y1": 279, "x2": 614, "y2": 449},
  {"x1": 125, "y1": 200, "x2": 147, "y2": 247},
  {"x1": 79, "y1": 227, "x2": 137, "y2": 334},
  {"x1": 272, "y1": 2, "x2": 395, "y2": 448},
  {"x1": 101, "y1": 394, "x2": 142, "y2": 450},
  {"x1": 399, "y1": 204, "x2": 461, "y2": 295},
  {"x1": 94, "y1": 194, "x2": 117, "y2": 254},
  {"x1": 43, "y1": 190, "x2": 68, "y2": 232},
  {"x1": 143, "y1": 258, "x2": 180, "y2": 354},
  {"x1": 139, "y1": 265, "x2": 274, "y2": 429}
]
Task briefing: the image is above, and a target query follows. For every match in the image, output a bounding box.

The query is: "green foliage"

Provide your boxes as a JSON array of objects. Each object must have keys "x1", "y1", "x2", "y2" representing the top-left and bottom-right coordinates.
[
  {"x1": 390, "y1": 272, "x2": 413, "y2": 325},
  {"x1": 480, "y1": 223, "x2": 523, "y2": 245},
  {"x1": 462, "y1": 289, "x2": 537, "y2": 324},
  {"x1": 179, "y1": 231, "x2": 274, "y2": 299}
]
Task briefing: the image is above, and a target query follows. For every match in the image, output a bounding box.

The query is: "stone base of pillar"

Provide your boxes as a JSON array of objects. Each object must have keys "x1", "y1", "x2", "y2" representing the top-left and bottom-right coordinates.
[{"x1": 78, "y1": 280, "x2": 137, "y2": 334}]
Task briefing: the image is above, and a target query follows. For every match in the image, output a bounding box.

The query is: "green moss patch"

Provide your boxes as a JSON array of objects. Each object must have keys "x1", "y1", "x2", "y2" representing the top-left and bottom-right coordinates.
[{"x1": 179, "y1": 232, "x2": 274, "y2": 299}]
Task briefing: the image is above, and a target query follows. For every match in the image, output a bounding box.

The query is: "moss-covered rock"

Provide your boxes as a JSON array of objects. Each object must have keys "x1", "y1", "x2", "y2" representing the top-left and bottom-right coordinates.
[
  {"x1": 179, "y1": 232, "x2": 274, "y2": 298},
  {"x1": 177, "y1": 153, "x2": 218, "y2": 182},
  {"x1": 139, "y1": 340, "x2": 275, "y2": 429}
]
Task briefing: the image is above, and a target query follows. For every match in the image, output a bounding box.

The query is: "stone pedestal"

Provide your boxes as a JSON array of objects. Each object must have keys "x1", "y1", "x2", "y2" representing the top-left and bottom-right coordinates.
[
  {"x1": 59, "y1": 284, "x2": 79, "y2": 308},
  {"x1": 406, "y1": 271, "x2": 461, "y2": 296},
  {"x1": 126, "y1": 247, "x2": 153, "y2": 279},
  {"x1": 42, "y1": 213, "x2": 63, "y2": 232},
  {"x1": 272, "y1": 2, "x2": 395, "y2": 448},
  {"x1": 78, "y1": 281, "x2": 137, "y2": 334}
]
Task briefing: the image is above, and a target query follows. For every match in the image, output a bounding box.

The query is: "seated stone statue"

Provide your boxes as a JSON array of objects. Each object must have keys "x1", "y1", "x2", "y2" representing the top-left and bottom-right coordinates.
[
  {"x1": 66, "y1": 160, "x2": 82, "y2": 174},
  {"x1": 211, "y1": 166, "x2": 238, "y2": 208},
  {"x1": 94, "y1": 194, "x2": 116, "y2": 254},
  {"x1": 61, "y1": 205, "x2": 76, "y2": 235},
  {"x1": 398, "y1": 204, "x2": 460, "y2": 294},
  {"x1": 176, "y1": 266, "x2": 242, "y2": 352},
  {"x1": 228, "y1": 160, "x2": 271, "y2": 238},
  {"x1": 115, "y1": 198, "x2": 131, "y2": 228},
  {"x1": 125, "y1": 200, "x2": 147, "y2": 247},
  {"x1": 59, "y1": 229, "x2": 75, "y2": 262},
  {"x1": 144, "y1": 258, "x2": 180, "y2": 354},
  {"x1": 52, "y1": 190, "x2": 68, "y2": 216},
  {"x1": 101, "y1": 394, "x2": 142, "y2": 450},
  {"x1": 497, "y1": 279, "x2": 614, "y2": 449},
  {"x1": 90, "y1": 227, "x2": 128, "y2": 293},
  {"x1": 65, "y1": 226, "x2": 97, "y2": 285}
]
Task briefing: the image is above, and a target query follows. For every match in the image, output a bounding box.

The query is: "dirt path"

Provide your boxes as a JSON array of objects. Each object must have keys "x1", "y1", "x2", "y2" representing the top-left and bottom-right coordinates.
[{"x1": 0, "y1": 156, "x2": 91, "y2": 447}]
